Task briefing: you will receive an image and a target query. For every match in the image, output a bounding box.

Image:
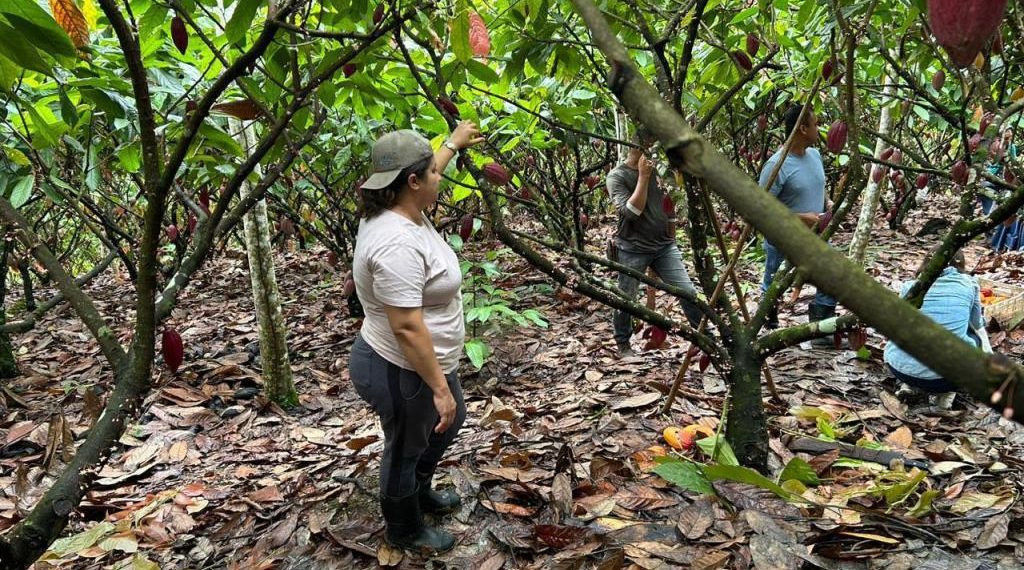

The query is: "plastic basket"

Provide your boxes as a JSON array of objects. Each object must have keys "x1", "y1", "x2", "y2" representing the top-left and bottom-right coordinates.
[{"x1": 979, "y1": 277, "x2": 1024, "y2": 330}]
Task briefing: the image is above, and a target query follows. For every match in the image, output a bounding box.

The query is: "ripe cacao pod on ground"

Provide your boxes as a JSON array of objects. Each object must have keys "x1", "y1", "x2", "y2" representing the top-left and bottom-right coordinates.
[
  {"x1": 825, "y1": 120, "x2": 848, "y2": 153},
  {"x1": 482, "y1": 163, "x2": 510, "y2": 185},
  {"x1": 928, "y1": 0, "x2": 1008, "y2": 68},
  {"x1": 162, "y1": 328, "x2": 184, "y2": 373},
  {"x1": 643, "y1": 325, "x2": 667, "y2": 350}
]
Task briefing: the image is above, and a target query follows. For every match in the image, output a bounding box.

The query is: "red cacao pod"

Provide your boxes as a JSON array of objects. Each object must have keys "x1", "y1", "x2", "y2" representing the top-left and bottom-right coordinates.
[
  {"x1": 373, "y1": 3, "x2": 384, "y2": 24},
  {"x1": 969, "y1": 133, "x2": 982, "y2": 152},
  {"x1": 821, "y1": 57, "x2": 835, "y2": 80},
  {"x1": 817, "y1": 211, "x2": 833, "y2": 233},
  {"x1": 931, "y1": 69, "x2": 946, "y2": 90},
  {"x1": 525, "y1": 155, "x2": 536, "y2": 168},
  {"x1": 644, "y1": 326, "x2": 667, "y2": 350},
  {"x1": 980, "y1": 112, "x2": 994, "y2": 135},
  {"x1": 437, "y1": 96, "x2": 460, "y2": 119},
  {"x1": 825, "y1": 120, "x2": 848, "y2": 153},
  {"x1": 848, "y1": 327, "x2": 867, "y2": 351},
  {"x1": 746, "y1": 33, "x2": 760, "y2": 56},
  {"x1": 871, "y1": 166, "x2": 885, "y2": 183},
  {"x1": 698, "y1": 352, "x2": 711, "y2": 372},
  {"x1": 993, "y1": 33, "x2": 1003, "y2": 54},
  {"x1": 833, "y1": 331, "x2": 844, "y2": 349},
  {"x1": 731, "y1": 50, "x2": 753, "y2": 72},
  {"x1": 990, "y1": 139, "x2": 1003, "y2": 158},
  {"x1": 171, "y1": 16, "x2": 188, "y2": 54},
  {"x1": 482, "y1": 163, "x2": 510, "y2": 185},
  {"x1": 880, "y1": 147, "x2": 894, "y2": 161},
  {"x1": 343, "y1": 63, "x2": 358, "y2": 78},
  {"x1": 662, "y1": 194, "x2": 675, "y2": 215},
  {"x1": 915, "y1": 173, "x2": 930, "y2": 188},
  {"x1": 188, "y1": 212, "x2": 197, "y2": 233},
  {"x1": 928, "y1": 0, "x2": 1008, "y2": 68},
  {"x1": 342, "y1": 275, "x2": 355, "y2": 297},
  {"x1": 166, "y1": 225, "x2": 179, "y2": 241},
  {"x1": 890, "y1": 149, "x2": 903, "y2": 165},
  {"x1": 162, "y1": 328, "x2": 184, "y2": 373},
  {"x1": 327, "y1": 251, "x2": 339, "y2": 267},
  {"x1": 459, "y1": 214, "x2": 474, "y2": 240},
  {"x1": 757, "y1": 114, "x2": 768, "y2": 132},
  {"x1": 579, "y1": 213, "x2": 589, "y2": 227},
  {"x1": 199, "y1": 188, "x2": 211, "y2": 214},
  {"x1": 585, "y1": 175, "x2": 600, "y2": 190},
  {"x1": 951, "y1": 160, "x2": 969, "y2": 185}
]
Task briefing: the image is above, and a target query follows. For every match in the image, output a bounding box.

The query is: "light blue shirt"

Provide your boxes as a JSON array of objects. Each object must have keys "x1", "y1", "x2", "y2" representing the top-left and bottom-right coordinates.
[
  {"x1": 759, "y1": 147, "x2": 826, "y2": 214},
  {"x1": 883, "y1": 267, "x2": 984, "y2": 379}
]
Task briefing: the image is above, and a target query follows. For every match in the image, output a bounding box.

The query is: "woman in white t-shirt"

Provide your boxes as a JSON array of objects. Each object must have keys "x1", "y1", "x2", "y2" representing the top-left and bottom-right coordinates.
[{"x1": 349, "y1": 122, "x2": 483, "y2": 553}]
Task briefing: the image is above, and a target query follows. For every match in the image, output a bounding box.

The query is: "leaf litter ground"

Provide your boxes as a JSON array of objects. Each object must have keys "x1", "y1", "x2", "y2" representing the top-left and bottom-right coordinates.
[{"x1": 2, "y1": 198, "x2": 1024, "y2": 569}]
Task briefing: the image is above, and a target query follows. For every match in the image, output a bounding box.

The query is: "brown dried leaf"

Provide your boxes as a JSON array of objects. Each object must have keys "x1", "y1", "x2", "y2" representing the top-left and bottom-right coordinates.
[
  {"x1": 212, "y1": 100, "x2": 262, "y2": 120},
  {"x1": 610, "y1": 392, "x2": 661, "y2": 411},
  {"x1": 977, "y1": 513, "x2": 1009, "y2": 549},
  {"x1": 482, "y1": 501, "x2": 536, "y2": 517},
  {"x1": 478, "y1": 466, "x2": 552, "y2": 483},
  {"x1": 884, "y1": 426, "x2": 913, "y2": 449},
  {"x1": 376, "y1": 543, "x2": 403, "y2": 566},
  {"x1": 49, "y1": 0, "x2": 89, "y2": 48},
  {"x1": 345, "y1": 435, "x2": 377, "y2": 451},
  {"x1": 677, "y1": 498, "x2": 715, "y2": 540},
  {"x1": 691, "y1": 549, "x2": 730, "y2": 570},
  {"x1": 247, "y1": 485, "x2": 284, "y2": 504},
  {"x1": 614, "y1": 486, "x2": 676, "y2": 511},
  {"x1": 480, "y1": 396, "x2": 520, "y2": 427},
  {"x1": 808, "y1": 448, "x2": 840, "y2": 475},
  {"x1": 550, "y1": 473, "x2": 573, "y2": 517},
  {"x1": 478, "y1": 552, "x2": 506, "y2": 570},
  {"x1": 534, "y1": 524, "x2": 589, "y2": 550}
]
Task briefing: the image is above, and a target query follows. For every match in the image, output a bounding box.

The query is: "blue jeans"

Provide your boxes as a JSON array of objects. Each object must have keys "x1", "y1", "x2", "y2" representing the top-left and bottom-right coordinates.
[
  {"x1": 888, "y1": 364, "x2": 958, "y2": 393},
  {"x1": 762, "y1": 240, "x2": 835, "y2": 307},
  {"x1": 613, "y1": 243, "x2": 700, "y2": 345}
]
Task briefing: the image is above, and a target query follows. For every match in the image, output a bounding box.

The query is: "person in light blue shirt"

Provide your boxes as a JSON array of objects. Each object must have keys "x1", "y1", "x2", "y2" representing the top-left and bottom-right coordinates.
[
  {"x1": 758, "y1": 104, "x2": 835, "y2": 330},
  {"x1": 883, "y1": 249, "x2": 984, "y2": 394}
]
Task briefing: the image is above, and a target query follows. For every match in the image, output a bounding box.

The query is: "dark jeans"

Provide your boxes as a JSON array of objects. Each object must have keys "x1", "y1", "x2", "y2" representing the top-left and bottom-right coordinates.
[
  {"x1": 762, "y1": 240, "x2": 836, "y2": 307},
  {"x1": 613, "y1": 243, "x2": 701, "y2": 345},
  {"x1": 349, "y1": 335, "x2": 467, "y2": 498},
  {"x1": 888, "y1": 364, "x2": 958, "y2": 393}
]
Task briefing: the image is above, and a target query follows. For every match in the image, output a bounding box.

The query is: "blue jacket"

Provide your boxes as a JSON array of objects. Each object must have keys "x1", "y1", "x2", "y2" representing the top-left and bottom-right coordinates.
[{"x1": 883, "y1": 267, "x2": 984, "y2": 379}]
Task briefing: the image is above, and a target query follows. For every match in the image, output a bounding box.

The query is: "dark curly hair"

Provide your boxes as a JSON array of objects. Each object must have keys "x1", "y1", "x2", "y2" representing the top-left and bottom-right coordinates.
[{"x1": 358, "y1": 156, "x2": 432, "y2": 219}]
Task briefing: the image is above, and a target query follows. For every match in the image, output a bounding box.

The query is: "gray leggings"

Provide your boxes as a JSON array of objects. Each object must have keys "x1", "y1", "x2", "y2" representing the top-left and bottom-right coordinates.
[{"x1": 349, "y1": 335, "x2": 467, "y2": 498}]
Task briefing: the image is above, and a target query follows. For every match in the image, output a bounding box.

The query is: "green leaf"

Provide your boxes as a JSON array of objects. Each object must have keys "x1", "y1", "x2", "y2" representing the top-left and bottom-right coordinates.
[
  {"x1": 464, "y1": 338, "x2": 489, "y2": 369},
  {"x1": 0, "y1": 0, "x2": 76, "y2": 58},
  {"x1": 24, "y1": 103, "x2": 62, "y2": 148},
  {"x1": 58, "y1": 85, "x2": 78, "y2": 126},
  {"x1": 696, "y1": 435, "x2": 739, "y2": 466},
  {"x1": 451, "y1": 182, "x2": 472, "y2": 203},
  {"x1": 883, "y1": 469, "x2": 926, "y2": 506},
  {"x1": 225, "y1": 0, "x2": 263, "y2": 45},
  {"x1": 0, "y1": 53, "x2": 21, "y2": 91},
  {"x1": 46, "y1": 522, "x2": 116, "y2": 556},
  {"x1": 451, "y1": 0, "x2": 470, "y2": 63},
  {"x1": 652, "y1": 457, "x2": 715, "y2": 495},
  {"x1": 467, "y1": 59, "x2": 499, "y2": 84},
  {"x1": 907, "y1": 489, "x2": 940, "y2": 518},
  {"x1": 702, "y1": 464, "x2": 794, "y2": 499},
  {"x1": 117, "y1": 144, "x2": 142, "y2": 173},
  {"x1": 0, "y1": 22, "x2": 51, "y2": 74},
  {"x1": 447, "y1": 233, "x2": 464, "y2": 252},
  {"x1": 816, "y1": 416, "x2": 836, "y2": 440},
  {"x1": 856, "y1": 346, "x2": 871, "y2": 360},
  {"x1": 8, "y1": 174, "x2": 33, "y2": 208},
  {"x1": 729, "y1": 6, "x2": 759, "y2": 24},
  {"x1": 778, "y1": 458, "x2": 820, "y2": 485}
]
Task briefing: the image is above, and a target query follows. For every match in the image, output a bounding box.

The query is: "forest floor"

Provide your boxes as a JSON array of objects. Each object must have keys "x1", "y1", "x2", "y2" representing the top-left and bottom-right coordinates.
[{"x1": 3, "y1": 194, "x2": 1024, "y2": 569}]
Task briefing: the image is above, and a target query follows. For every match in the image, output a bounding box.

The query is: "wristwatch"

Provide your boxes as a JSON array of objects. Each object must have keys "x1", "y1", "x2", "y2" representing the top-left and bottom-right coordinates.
[{"x1": 443, "y1": 140, "x2": 459, "y2": 153}]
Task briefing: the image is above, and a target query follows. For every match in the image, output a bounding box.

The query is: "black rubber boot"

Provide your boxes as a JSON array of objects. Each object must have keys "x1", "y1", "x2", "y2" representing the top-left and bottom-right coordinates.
[
  {"x1": 380, "y1": 486, "x2": 455, "y2": 553},
  {"x1": 765, "y1": 304, "x2": 779, "y2": 329},
  {"x1": 808, "y1": 301, "x2": 837, "y2": 347},
  {"x1": 417, "y1": 472, "x2": 461, "y2": 514}
]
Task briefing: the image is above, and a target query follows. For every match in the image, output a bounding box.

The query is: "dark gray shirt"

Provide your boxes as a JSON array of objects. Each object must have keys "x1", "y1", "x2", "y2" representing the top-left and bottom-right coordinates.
[{"x1": 607, "y1": 164, "x2": 672, "y2": 253}]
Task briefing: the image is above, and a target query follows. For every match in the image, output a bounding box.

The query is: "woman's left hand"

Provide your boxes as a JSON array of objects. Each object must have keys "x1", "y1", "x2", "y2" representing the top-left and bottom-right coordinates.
[{"x1": 449, "y1": 121, "x2": 485, "y2": 150}]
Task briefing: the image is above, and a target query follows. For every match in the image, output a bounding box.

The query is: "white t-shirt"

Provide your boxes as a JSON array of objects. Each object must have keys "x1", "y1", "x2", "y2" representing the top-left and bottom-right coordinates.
[{"x1": 353, "y1": 210, "x2": 464, "y2": 373}]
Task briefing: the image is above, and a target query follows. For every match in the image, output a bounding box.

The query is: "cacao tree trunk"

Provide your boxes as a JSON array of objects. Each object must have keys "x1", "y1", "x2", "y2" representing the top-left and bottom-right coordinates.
[
  {"x1": 848, "y1": 82, "x2": 895, "y2": 264},
  {"x1": 725, "y1": 332, "x2": 768, "y2": 471},
  {"x1": 232, "y1": 118, "x2": 298, "y2": 407},
  {"x1": 0, "y1": 239, "x2": 19, "y2": 379}
]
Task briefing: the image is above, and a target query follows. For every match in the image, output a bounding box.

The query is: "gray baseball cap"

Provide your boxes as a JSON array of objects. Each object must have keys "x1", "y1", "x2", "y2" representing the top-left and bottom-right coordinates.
[{"x1": 361, "y1": 130, "x2": 434, "y2": 190}]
